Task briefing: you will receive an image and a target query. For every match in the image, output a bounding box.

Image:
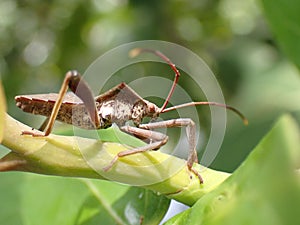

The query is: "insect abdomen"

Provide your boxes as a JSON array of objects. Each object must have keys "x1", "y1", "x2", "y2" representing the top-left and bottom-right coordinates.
[
  {"x1": 15, "y1": 94, "x2": 98, "y2": 129},
  {"x1": 15, "y1": 95, "x2": 60, "y2": 117}
]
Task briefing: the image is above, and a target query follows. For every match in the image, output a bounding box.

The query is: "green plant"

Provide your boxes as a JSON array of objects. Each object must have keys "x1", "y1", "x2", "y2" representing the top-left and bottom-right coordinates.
[
  {"x1": 1, "y1": 86, "x2": 300, "y2": 224},
  {"x1": 1, "y1": 0, "x2": 300, "y2": 224}
]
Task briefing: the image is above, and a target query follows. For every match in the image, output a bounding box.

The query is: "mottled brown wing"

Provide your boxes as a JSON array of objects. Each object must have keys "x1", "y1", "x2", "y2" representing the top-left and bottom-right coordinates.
[
  {"x1": 95, "y1": 82, "x2": 145, "y2": 105},
  {"x1": 15, "y1": 92, "x2": 98, "y2": 128},
  {"x1": 15, "y1": 92, "x2": 83, "y2": 117}
]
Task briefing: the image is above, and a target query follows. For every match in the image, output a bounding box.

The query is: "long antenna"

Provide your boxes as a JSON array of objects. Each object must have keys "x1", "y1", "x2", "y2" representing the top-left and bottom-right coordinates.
[
  {"x1": 129, "y1": 48, "x2": 180, "y2": 113},
  {"x1": 129, "y1": 48, "x2": 248, "y2": 125},
  {"x1": 162, "y1": 101, "x2": 248, "y2": 125}
]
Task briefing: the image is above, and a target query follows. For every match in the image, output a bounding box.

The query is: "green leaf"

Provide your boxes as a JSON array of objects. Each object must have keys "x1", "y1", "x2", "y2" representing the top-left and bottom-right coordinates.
[
  {"x1": 261, "y1": 0, "x2": 300, "y2": 68},
  {"x1": 0, "y1": 172, "x2": 170, "y2": 225},
  {"x1": 165, "y1": 115, "x2": 300, "y2": 224},
  {"x1": 0, "y1": 173, "x2": 24, "y2": 225}
]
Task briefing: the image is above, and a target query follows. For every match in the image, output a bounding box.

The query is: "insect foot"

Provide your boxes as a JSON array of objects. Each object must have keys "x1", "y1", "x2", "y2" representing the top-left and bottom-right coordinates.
[
  {"x1": 139, "y1": 118, "x2": 204, "y2": 184},
  {"x1": 21, "y1": 130, "x2": 47, "y2": 137}
]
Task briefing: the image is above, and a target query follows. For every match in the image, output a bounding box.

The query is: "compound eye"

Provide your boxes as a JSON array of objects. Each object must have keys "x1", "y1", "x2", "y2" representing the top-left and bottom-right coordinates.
[{"x1": 148, "y1": 103, "x2": 158, "y2": 114}]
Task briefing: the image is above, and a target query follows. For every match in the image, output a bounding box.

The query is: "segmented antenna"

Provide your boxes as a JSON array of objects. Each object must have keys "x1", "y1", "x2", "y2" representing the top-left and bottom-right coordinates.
[
  {"x1": 162, "y1": 102, "x2": 248, "y2": 125},
  {"x1": 129, "y1": 48, "x2": 180, "y2": 113},
  {"x1": 129, "y1": 48, "x2": 248, "y2": 125}
]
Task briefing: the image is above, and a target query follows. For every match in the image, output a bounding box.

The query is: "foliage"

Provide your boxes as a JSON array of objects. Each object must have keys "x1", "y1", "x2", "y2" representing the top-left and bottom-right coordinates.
[
  {"x1": 0, "y1": 173, "x2": 170, "y2": 225},
  {"x1": 1, "y1": 97, "x2": 300, "y2": 224},
  {"x1": 1, "y1": 0, "x2": 300, "y2": 224},
  {"x1": 1, "y1": 113, "x2": 230, "y2": 206},
  {"x1": 165, "y1": 115, "x2": 300, "y2": 224},
  {"x1": 261, "y1": 0, "x2": 300, "y2": 69}
]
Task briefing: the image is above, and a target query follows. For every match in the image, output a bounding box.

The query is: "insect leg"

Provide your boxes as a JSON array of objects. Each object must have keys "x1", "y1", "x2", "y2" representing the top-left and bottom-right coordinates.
[
  {"x1": 102, "y1": 126, "x2": 168, "y2": 171},
  {"x1": 139, "y1": 118, "x2": 203, "y2": 183},
  {"x1": 22, "y1": 71, "x2": 100, "y2": 136},
  {"x1": 38, "y1": 117, "x2": 50, "y2": 131},
  {"x1": 129, "y1": 48, "x2": 180, "y2": 113}
]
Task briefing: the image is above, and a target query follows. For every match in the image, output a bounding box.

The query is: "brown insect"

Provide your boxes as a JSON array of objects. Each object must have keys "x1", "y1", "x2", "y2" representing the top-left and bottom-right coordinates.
[{"x1": 15, "y1": 48, "x2": 247, "y2": 184}]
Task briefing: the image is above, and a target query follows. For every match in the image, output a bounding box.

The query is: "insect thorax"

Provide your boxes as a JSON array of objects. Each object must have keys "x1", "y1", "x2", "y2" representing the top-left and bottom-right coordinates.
[{"x1": 98, "y1": 99, "x2": 147, "y2": 128}]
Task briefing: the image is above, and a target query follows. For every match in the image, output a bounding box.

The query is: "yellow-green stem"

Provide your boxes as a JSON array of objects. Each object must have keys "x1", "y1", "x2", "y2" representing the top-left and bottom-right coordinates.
[{"x1": 1, "y1": 114, "x2": 230, "y2": 206}]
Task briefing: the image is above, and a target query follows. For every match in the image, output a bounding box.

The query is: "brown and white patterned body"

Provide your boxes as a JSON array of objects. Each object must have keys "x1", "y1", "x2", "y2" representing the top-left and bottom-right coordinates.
[{"x1": 15, "y1": 82, "x2": 160, "y2": 130}]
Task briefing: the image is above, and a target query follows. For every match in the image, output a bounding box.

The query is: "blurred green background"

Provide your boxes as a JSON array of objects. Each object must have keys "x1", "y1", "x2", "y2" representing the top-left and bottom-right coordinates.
[{"x1": 1, "y1": 0, "x2": 300, "y2": 172}]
